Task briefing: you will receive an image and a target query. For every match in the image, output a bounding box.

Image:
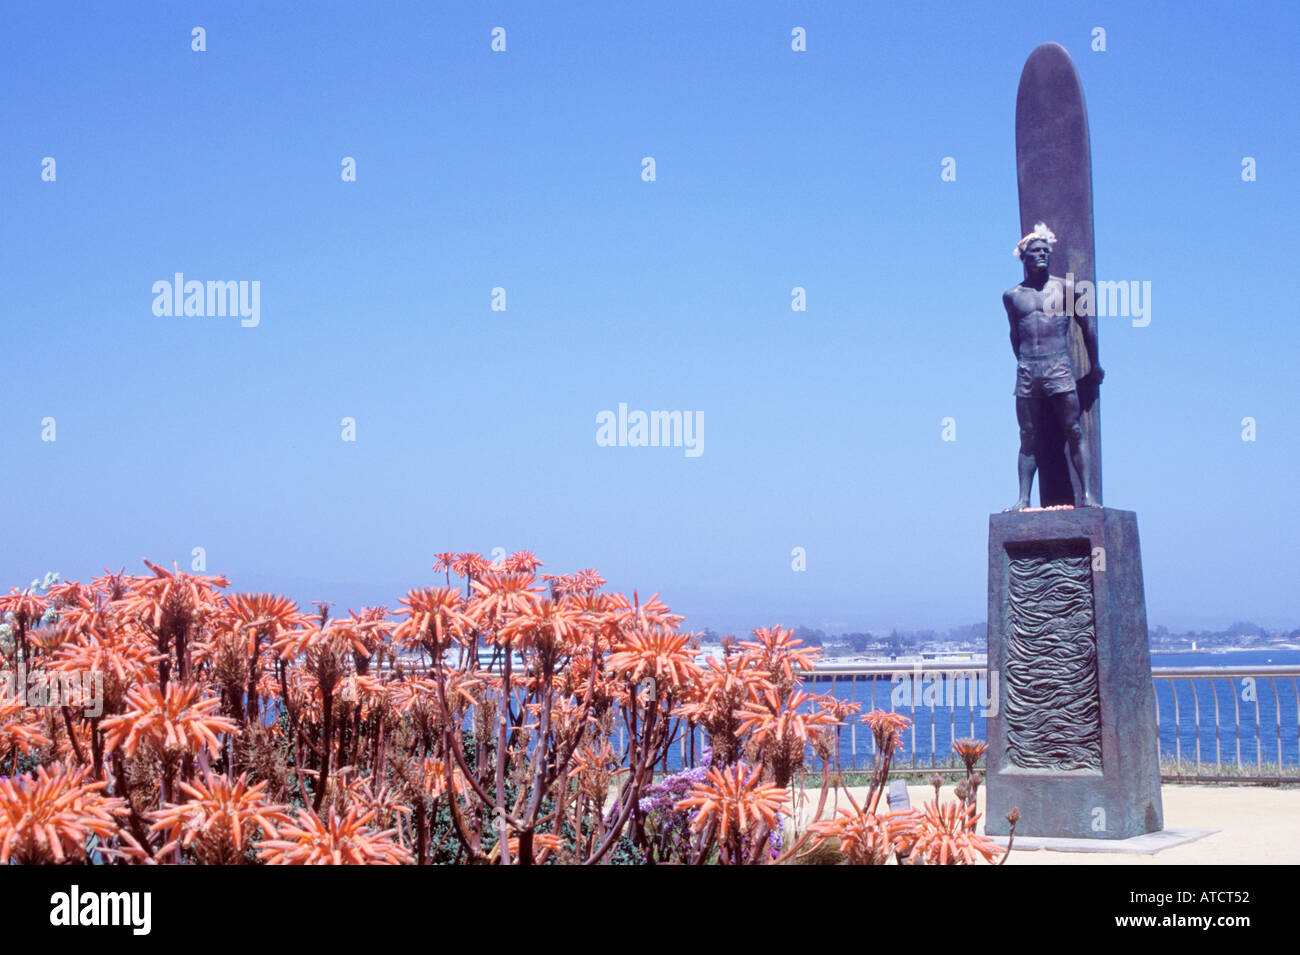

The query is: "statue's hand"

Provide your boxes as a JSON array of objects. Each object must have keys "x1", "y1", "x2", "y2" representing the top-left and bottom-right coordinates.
[{"x1": 1088, "y1": 365, "x2": 1105, "y2": 386}]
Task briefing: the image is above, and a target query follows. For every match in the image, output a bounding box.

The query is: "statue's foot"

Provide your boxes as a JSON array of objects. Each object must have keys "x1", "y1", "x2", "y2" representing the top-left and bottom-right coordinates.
[
  {"x1": 1003, "y1": 499, "x2": 1030, "y2": 513},
  {"x1": 1083, "y1": 494, "x2": 1101, "y2": 507}
]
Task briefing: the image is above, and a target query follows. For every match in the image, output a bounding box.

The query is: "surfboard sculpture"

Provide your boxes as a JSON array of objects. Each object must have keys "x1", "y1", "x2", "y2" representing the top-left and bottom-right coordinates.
[{"x1": 1015, "y1": 41, "x2": 1101, "y2": 507}]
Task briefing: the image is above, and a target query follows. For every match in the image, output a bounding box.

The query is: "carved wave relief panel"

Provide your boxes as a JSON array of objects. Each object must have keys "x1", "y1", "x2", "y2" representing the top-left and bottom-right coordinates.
[{"x1": 1004, "y1": 541, "x2": 1102, "y2": 771}]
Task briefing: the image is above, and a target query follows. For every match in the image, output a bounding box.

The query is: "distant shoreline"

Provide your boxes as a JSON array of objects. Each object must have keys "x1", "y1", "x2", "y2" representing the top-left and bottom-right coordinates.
[
  {"x1": 690, "y1": 645, "x2": 1300, "y2": 667},
  {"x1": 1152, "y1": 645, "x2": 1300, "y2": 654}
]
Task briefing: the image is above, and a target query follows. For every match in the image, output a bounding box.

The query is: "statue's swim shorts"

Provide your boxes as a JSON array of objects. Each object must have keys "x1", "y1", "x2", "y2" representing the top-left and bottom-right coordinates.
[{"x1": 1015, "y1": 352, "x2": 1075, "y2": 398}]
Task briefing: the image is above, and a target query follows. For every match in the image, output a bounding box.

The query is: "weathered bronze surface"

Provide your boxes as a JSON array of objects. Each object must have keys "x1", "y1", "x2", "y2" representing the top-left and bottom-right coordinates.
[{"x1": 1013, "y1": 41, "x2": 1102, "y2": 508}]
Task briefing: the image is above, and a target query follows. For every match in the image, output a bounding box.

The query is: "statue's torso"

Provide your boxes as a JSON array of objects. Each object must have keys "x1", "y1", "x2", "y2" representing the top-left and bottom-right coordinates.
[{"x1": 1008, "y1": 277, "x2": 1071, "y2": 358}]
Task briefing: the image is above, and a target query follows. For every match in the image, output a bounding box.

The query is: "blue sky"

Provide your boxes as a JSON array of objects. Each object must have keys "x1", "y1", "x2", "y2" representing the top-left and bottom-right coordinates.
[{"x1": 2, "y1": 2, "x2": 1296, "y2": 636}]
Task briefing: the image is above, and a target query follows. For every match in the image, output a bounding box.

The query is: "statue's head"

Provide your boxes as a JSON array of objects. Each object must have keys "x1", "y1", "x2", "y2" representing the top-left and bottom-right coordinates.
[
  {"x1": 1014, "y1": 222, "x2": 1056, "y2": 274},
  {"x1": 1020, "y1": 237, "x2": 1051, "y2": 273}
]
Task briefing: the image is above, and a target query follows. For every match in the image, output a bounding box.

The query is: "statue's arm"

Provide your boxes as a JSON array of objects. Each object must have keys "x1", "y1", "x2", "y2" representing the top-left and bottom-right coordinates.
[
  {"x1": 1074, "y1": 303, "x2": 1102, "y2": 378},
  {"x1": 1003, "y1": 291, "x2": 1020, "y2": 358}
]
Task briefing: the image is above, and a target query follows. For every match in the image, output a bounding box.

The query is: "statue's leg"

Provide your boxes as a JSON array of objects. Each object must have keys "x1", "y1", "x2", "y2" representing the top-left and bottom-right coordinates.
[
  {"x1": 1006, "y1": 397, "x2": 1036, "y2": 511},
  {"x1": 1056, "y1": 390, "x2": 1098, "y2": 507}
]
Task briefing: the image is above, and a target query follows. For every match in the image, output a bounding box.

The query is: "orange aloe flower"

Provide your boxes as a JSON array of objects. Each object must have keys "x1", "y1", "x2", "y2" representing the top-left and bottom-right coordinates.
[
  {"x1": 467, "y1": 572, "x2": 540, "y2": 627},
  {"x1": 394, "y1": 587, "x2": 471, "y2": 652},
  {"x1": 863, "y1": 709, "x2": 912, "y2": 752},
  {"x1": 336, "y1": 673, "x2": 388, "y2": 718},
  {"x1": 736, "y1": 687, "x2": 841, "y2": 747},
  {"x1": 496, "y1": 548, "x2": 538, "y2": 571},
  {"x1": 342, "y1": 606, "x2": 394, "y2": 658},
  {"x1": 0, "y1": 587, "x2": 49, "y2": 631},
  {"x1": 952, "y1": 737, "x2": 989, "y2": 772},
  {"x1": 0, "y1": 761, "x2": 125, "y2": 864},
  {"x1": 150, "y1": 772, "x2": 294, "y2": 864},
  {"x1": 320, "y1": 613, "x2": 390, "y2": 669},
  {"x1": 737, "y1": 626, "x2": 821, "y2": 682},
  {"x1": 495, "y1": 596, "x2": 585, "y2": 652},
  {"x1": 43, "y1": 579, "x2": 93, "y2": 609},
  {"x1": 543, "y1": 569, "x2": 606, "y2": 596},
  {"x1": 569, "y1": 569, "x2": 606, "y2": 592},
  {"x1": 680, "y1": 654, "x2": 773, "y2": 711},
  {"x1": 255, "y1": 806, "x2": 413, "y2": 865},
  {"x1": 451, "y1": 553, "x2": 492, "y2": 581},
  {"x1": 280, "y1": 667, "x2": 323, "y2": 725},
  {"x1": 504, "y1": 550, "x2": 544, "y2": 573},
  {"x1": 571, "y1": 739, "x2": 626, "y2": 803},
  {"x1": 607, "y1": 628, "x2": 702, "y2": 693},
  {"x1": 674, "y1": 763, "x2": 788, "y2": 843},
  {"x1": 120, "y1": 559, "x2": 229, "y2": 631},
  {"x1": 498, "y1": 831, "x2": 563, "y2": 864},
  {"x1": 606, "y1": 591, "x2": 684, "y2": 636},
  {"x1": 222, "y1": 592, "x2": 306, "y2": 655},
  {"x1": 100, "y1": 683, "x2": 238, "y2": 758},
  {"x1": 0, "y1": 700, "x2": 52, "y2": 755},
  {"x1": 388, "y1": 677, "x2": 441, "y2": 716},
  {"x1": 809, "y1": 807, "x2": 914, "y2": 865},
  {"x1": 52, "y1": 609, "x2": 161, "y2": 697},
  {"x1": 89, "y1": 569, "x2": 134, "y2": 602},
  {"x1": 271, "y1": 620, "x2": 372, "y2": 661},
  {"x1": 413, "y1": 757, "x2": 465, "y2": 801},
  {"x1": 901, "y1": 800, "x2": 1004, "y2": 865},
  {"x1": 339, "y1": 774, "x2": 412, "y2": 842},
  {"x1": 29, "y1": 622, "x2": 71, "y2": 658},
  {"x1": 817, "y1": 696, "x2": 863, "y2": 723}
]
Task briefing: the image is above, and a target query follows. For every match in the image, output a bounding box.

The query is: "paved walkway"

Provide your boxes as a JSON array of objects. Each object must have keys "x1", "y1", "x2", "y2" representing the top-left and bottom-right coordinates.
[{"x1": 801, "y1": 783, "x2": 1300, "y2": 864}]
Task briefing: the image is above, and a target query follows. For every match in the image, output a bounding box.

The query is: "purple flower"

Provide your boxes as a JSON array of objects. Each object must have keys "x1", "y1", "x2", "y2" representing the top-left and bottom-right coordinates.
[{"x1": 768, "y1": 816, "x2": 784, "y2": 858}]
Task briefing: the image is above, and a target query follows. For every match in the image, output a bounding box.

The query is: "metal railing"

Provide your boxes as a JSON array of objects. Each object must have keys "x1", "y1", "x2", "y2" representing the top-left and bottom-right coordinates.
[
  {"x1": 663, "y1": 663, "x2": 1300, "y2": 783},
  {"x1": 1151, "y1": 666, "x2": 1300, "y2": 782},
  {"x1": 375, "y1": 655, "x2": 1300, "y2": 783}
]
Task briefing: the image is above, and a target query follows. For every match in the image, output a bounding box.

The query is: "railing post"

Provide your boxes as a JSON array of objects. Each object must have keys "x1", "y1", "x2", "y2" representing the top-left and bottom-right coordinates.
[
  {"x1": 1254, "y1": 680, "x2": 1263, "y2": 772},
  {"x1": 1272, "y1": 678, "x2": 1283, "y2": 776},
  {"x1": 1171, "y1": 677, "x2": 1182, "y2": 772},
  {"x1": 1189, "y1": 677, "x2": 1202, "y2": 777},
  {"x1": 1211, "y1": 677, "x2": 1222, "y2": 768},
  {"x1": 849, "y1": 674, "x2": 858, "y2": 772}
]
